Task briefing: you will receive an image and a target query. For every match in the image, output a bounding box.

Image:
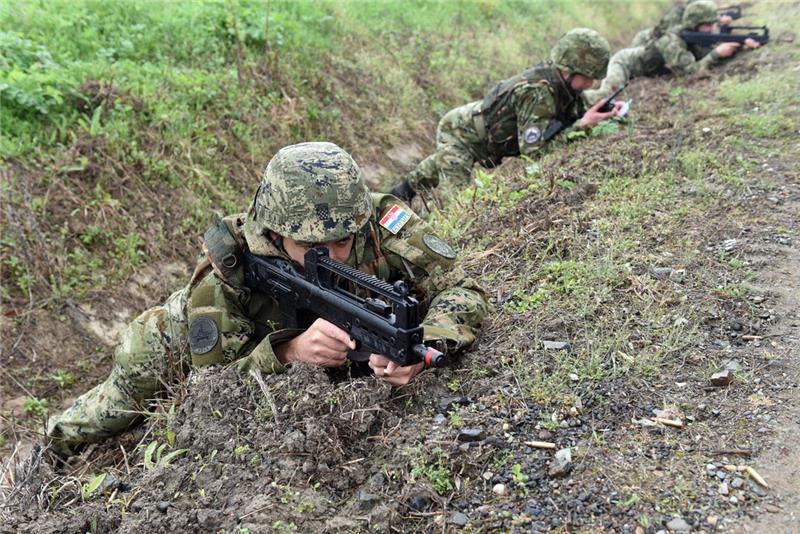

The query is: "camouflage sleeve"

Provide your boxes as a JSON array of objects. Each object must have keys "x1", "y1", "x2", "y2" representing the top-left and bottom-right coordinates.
[
  {"x1": 511, "y1": 83, "x2": 561, "y2": 158},
  {"x1": 187, "y1": 271, "x2": 288, "y2": 375},
  {"x1": 658, "y1": 32, "x2": 721, "y2": 75},
  {"x1": 375, "y1": 196, "x2": 489, "y2": 353}
]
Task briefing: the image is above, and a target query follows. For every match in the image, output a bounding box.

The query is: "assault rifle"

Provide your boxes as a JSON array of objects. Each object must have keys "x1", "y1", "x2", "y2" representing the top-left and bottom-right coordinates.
[
  {"x1": 243, "y1": 248, "x2": 445, "y2": 368},
  {"x1": 680, "y1": 25, "x2": 769, "y2": 47}
]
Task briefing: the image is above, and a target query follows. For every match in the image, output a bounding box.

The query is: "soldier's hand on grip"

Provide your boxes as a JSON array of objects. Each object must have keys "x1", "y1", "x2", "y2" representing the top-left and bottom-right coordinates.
[{"x1": 276, "y1": 318, "x2": 355, "y2": 367}]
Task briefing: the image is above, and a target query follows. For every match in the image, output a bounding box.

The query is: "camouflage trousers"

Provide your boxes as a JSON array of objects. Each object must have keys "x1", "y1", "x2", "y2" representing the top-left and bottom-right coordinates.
[
  {"x1": 406, "y1": 101, "x2": 492, "y2": 192},
  {"x1": 46, "y1": 288, "x2": 189, "y2": 456},
  {"x1": 583, "y1": 47, "x2": 647, "y2": 105}
]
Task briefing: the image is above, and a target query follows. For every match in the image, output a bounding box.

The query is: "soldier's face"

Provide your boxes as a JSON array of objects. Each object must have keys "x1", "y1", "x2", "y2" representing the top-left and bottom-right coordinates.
[
  {"x1": 696, "y1": 22, "x2": 719, "y2": 33},
  {"x1": 569, "y1": 73, "x2": 595, "y2": 92},
  {"x1": 280, "y1": 234, "x2": 355, "y2": 267}
]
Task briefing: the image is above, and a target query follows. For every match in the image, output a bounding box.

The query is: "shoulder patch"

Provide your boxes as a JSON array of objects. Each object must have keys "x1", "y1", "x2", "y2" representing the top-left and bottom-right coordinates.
[
  {"x1": 422, "y1": 234, "x2": 456, "y2": 260},
  {"x1": 379, "y1": 204, "x2": 411, "y2": 235},
  {"x1": 523, "y1": 126, "x2": 542, "y2": 144},
  {"x1": 189, "y1": 316, "x2": 219, "y2": 355}
]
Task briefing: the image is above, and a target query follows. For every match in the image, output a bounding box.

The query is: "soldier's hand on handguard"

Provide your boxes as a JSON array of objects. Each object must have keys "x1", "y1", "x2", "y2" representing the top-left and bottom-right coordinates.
[
  {"x1": 368, "y1": 354, "x2": 424, "y2": 386},
  {"x1": 743, "y1": 37, "x2": 761, "y2": 49},
  {"x1": 275, "y1": 318, "x2": 354, "y2": 367},
  {"x1": 715, "y1": 41, "x2": 742, "y2": 58},
  {"x1": 579, "y1": 98, "x2": 622, "y2": 130}
]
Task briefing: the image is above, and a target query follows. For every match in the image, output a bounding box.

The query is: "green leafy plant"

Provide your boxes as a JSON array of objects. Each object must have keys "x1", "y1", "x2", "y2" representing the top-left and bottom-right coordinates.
[
  {"x1": 23, "y1": 397, "x2": 49, "y2": 417},
  {"x1": 141, "y1": 440, "x2": 188, "y2": 469},
  {"x1": 81, "y1": 473, "x2": 107, "y2": 501}
]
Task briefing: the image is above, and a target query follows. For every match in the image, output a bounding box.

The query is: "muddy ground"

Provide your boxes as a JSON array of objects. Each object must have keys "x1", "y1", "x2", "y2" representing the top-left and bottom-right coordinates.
[{"x1": 3, "y1": 29, "x2": 800, "y2": 534}]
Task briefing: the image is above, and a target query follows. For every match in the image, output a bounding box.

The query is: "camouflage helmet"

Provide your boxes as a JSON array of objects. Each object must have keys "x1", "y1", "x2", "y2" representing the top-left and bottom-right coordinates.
[
  {"x1": 682, "y1": 0, "x2": 718, "y2": 29},
  {"x1": 549, "y1": 28, "x2": 610, "y2": 80},
  {"x1": 244, "y1": 142, "x2": 372, "y2": 246}
]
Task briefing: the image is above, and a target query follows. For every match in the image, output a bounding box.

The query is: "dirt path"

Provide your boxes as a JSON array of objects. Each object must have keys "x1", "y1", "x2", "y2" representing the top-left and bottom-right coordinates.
[{"x1": 732, "y1": 197, "x2": 800, "y2": 533}]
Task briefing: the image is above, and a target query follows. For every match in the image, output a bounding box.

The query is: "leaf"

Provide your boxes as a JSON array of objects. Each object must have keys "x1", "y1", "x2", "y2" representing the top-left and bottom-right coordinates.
[
  {"x1": 89, "y1": 104, "x2": 103, "y2": 137},
  {"x1": 83, "y1": 473, "x2": 107, "y2": 499},
  {"x1": 159, "y1": 448, "x2": 189, "y2": 466},
  {"x1": 166, "y1": 430, "x2": 176, "y2": 448},
  {"x1": 143, "y1": 440, "x2": 158, "y2": 469},
  {"x1": 156, "y1": 443, "x2": 167, "y2": 463}
]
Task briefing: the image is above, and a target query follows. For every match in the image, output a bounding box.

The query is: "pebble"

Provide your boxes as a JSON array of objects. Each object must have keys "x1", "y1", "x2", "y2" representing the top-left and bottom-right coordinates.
[
  {"x1": 651, "y1": 267, "x2": 674, "y2": 279},
  {"x1": 750, "y1": 482, "x2": 767, "y2": 497},
  {"x1": 666, "y1": 517, "x2": 691, "y2": 532},
  {"x1": 437, "y1": 396, "x2": 472, "y2": 413},
  {"x1": 765, "y1": 504, "x2": 780, "y2": 513},
  {"x1": 729, "y1": 496, "x2": 739, "y2": 505},
  {"x1": 407, "y1": 495, "x2": 430, "y2": 511},
  {"x1": 706, "y1": 463, "x2": 717, "y2": 474},
  {"x1": 716, "y1": 471, "x2": 728, "y2": 481},
  {"x1": 543, "y1": 340, "x2": 571, "y2": 351},
  {"x1": 449, "y1": 511, "x2": 469, "y2": 527},
  {"x1": 710, "y1": 369, "x2": 733, "y2": 386},
  {"x1": 538, "y1": 429, "x2": 554, "y2": 440},
  {"x1": 635, "y1": 526, "x2": 645, "y2": 534},
  {"x1": 707, "y1": 515, "x2": 718, "y2": 526},
  {"x1": 731, "y1": 477, "x2": 745, "y2": 489},
  {"x1": 482, "y1": 471, "x2": 494, "y2": 481},
  {"x1": 718, "y1": 482, "x2": 729, "y2": 496},
  {"x1": 549, "y1": 448, "x2": 573, "y2": 479},
  {"x1": 157, "y1": 501, "x2": 170, "y2": 513},
  {"x1": 356, "y1": 490, "x2": 377, "y2": 510},
  {"x1": 492, "y1": 483, "x2": 507, "y2": 496},
  {"x1": 433, "y1": 413, "x2": 446, "y2": 425},
  {"x1": 457, "y1": 428, "x2": 485, "y2": 442}
]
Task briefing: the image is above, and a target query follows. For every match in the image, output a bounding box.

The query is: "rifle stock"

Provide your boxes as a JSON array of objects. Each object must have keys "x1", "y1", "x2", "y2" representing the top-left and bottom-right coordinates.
[{"x1": 243, "y1": 248, "x2": 445, "y2": 368}]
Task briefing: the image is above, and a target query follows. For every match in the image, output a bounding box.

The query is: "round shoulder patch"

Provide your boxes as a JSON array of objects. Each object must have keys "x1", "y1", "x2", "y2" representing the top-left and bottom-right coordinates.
[
  {"x1": 524, "y1": 126, "x2": 542, "y2": 144},
  {"x1": 189, "y1": 316, "x2": 219, "y2": 355},
  {"x1": 422, "y1": 234, "x2": 456, "y2": 260}
]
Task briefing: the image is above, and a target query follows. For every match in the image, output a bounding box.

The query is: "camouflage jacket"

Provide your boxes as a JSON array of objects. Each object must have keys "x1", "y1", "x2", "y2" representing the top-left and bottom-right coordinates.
[
  {"x1": 640, "y1": 26, "x2": 721, "y2": 76},
  {"x1": 479, "y1": 63, "x2": 585, "y2": 159},
  {"x1": 185, "y1": 193, "x2": 488, "y2": 373}
]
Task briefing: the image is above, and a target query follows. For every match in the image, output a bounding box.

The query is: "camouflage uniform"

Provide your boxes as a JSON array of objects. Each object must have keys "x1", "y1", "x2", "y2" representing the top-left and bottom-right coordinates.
[
  {"x1": 585, "y1": 1, "x2": 723, "y2": 104},
  {"x1": 404, "y1": 28, "x2": 609, "y2": 193},
  {"x1": 47, "y1": 142, "x2": 488, "y2": 456},
  {"x1": 630, "y1": 0, "x2": 700, "y2": 47}
]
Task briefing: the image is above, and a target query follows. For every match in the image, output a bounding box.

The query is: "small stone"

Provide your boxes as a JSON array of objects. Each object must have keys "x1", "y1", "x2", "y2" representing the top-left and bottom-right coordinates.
[
  {"x1": 538, "y1": 429, "x2": 554, "y2": 440},
  {"x1": 433, "y1": 413, "x2": 446, "y2": 424},
  {"x1": 729, "y1": 496, "x2": 739, "y2": 504},
  {"x1": 651, "y1": 267, "x2": 674, "y2": 279},
  {"x1": 157, "y1": 501, "x2": 170, "y2": 513},
  {"x1": 568, "y1": 373, "x2": 579, "y2": 382},
  {"x1": 407, "y1": 495, "x2": 430, "y2": 512},
  {"x1": 549, "y1": 448, "x2": 573, "y2": 479},
  {"x1": 635, "y1": 526, "x2": 645, "y2": 534},
  {"x1": 666, "y1": 517, "x2": 691, "y2": 532},
  {"x1": 702, "y1": 127, "x2": 712, "y2": 135},
  {"x1": 731, "y1": 477, "x2": 745, "y2": 489},
  {"x1": 722, "y1": 359, "x2": 741, "y2": 371},
  {"x1": 698, "y1": 404, "x2": 707, "y2": 411},
  {"x1": 543, "y1": 340, "x2": 571, "y2": 351},
  {"x1": 502, "y1": 422, "x2": 510, "y2": 431},
  {"x1": 356, "y1": 490, "x2": 377, "y2": 510},
  {"x1": 437, "y1": 396, "x2": 472, "y2": 413},
  {"x1": 718, "y1": 482, "x2": 729, "y2": 496},
  {"x1": 707, "y1": 515, "x2": 718, "y2": 526},
  {"x1": 750, "y1": 481, "x2": 767, "y2": 497},
  {"x1": 716, "y1": 471, "x2": 728, "y2": 481},
  {"x1": 710, "y1": 369, "x2": 733, "y2": 386},
  {"x1": 449, "y1": 511, "x2": 468, "y2": 527},
  {"x1": 457, "y1": 428, "x2": 485, "y2": 442},
  {"x1": 765, "y1": 504, "x2": 780, "y2": 513},
  {"x1": 706, "y1": 463, "x2": 717, "y2": 474},
  {"x1": 492, "y1": 483, "x2": 507, "y2": 496},
  {"x1": 482, "y1": 471, "x2": 493, "y2": 481}
]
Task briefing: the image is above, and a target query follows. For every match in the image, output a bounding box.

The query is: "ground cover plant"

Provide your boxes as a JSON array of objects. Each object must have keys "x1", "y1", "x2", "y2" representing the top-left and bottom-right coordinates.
[{"x1": 2, "y1": 0, "x2": 800, "y2": 533}]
